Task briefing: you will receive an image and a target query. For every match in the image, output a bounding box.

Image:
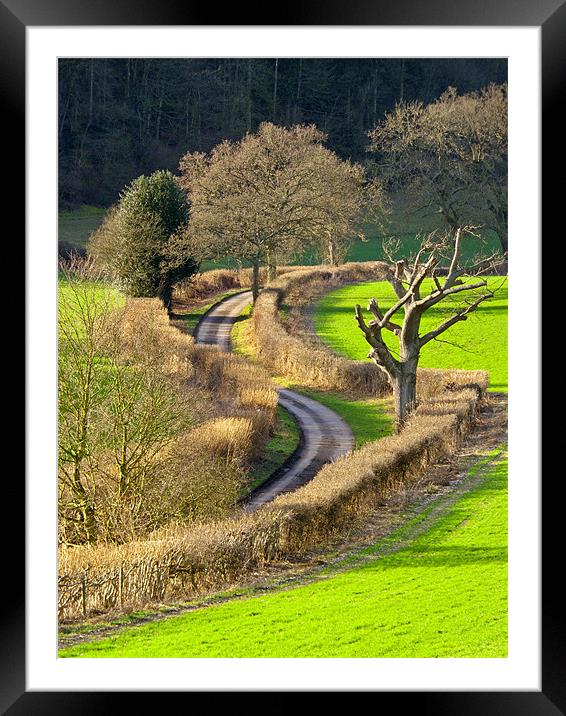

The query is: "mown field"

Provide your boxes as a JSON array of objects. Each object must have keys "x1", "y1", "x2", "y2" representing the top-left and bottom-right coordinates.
[
  {"x1": 313, "y1": 277, "x2": 508, "y2": 392},
  {"x1": 60, "y1": 449, "x2": 507, "y2": 658}
]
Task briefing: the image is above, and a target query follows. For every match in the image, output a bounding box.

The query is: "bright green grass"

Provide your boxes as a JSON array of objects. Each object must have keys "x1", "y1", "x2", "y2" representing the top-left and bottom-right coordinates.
[
  {"x1": 297, "y1": 389, "x2": 393, "y2": 448},
  {"x1": 313, "y1": 277, "x2": 508, "y2": 392},
  {"x1": 58, "y1": 278, "x2": 124, "y2": 328},
  {"x1": 60, "y1": 450, "x2": 507, "y2": 658},
  {"x1": 244, "y1": 405, "x2": 301, "y2": 492},
  {"x1": 58, "y1": 206, "x2": 107, "y2": 250}
]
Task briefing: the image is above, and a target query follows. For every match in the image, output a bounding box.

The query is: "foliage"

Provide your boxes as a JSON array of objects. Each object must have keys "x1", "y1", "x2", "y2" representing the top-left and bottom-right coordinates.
[
  {"x1": 58, "y1": 58, "x2": 507, "y2": 207},
  {"x1": 88, "y1": 171, "x2": 197, "y2": 308}
]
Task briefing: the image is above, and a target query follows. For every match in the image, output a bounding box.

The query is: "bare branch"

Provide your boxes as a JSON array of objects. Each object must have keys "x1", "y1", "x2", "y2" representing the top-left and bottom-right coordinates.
[
  {"x1": 414, "y1": 279, "x2": 489, "y2": 310},
  {"x1": 419, "y1": 292, "x2": 493, "y2": 347},
  {"x1": 355, "y1": 304, "x2": 400, "y2": 376}
]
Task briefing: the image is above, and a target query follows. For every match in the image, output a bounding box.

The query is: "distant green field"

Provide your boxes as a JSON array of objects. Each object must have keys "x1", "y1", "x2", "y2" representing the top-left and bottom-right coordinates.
[
  {"x1": 60, "y1": 449, "x2": 507, "y2": 658},
  {"x1": 58, "y1": 204, "x2": 501, "y2": 270},
  {"x1": 200, "y1": 228, "x2": 501, "y2": 271},
  {"x1": 313, "y1": 277, "x2": 508, "y2": 392},
  {"x1": 58, "y1": 206, "x2": 106, "y2": 250}
]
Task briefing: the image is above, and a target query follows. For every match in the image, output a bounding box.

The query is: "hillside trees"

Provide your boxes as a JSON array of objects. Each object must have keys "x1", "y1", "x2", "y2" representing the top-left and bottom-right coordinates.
[
  {"x1": 58, "y1": 58, "x2": 507, "y2": 207},
  {"x1": 178, "y1": 122, "x2": 371, "y2": 301},
  {"x1": 368, "y1": 84, "x2": 508, "y2": 253},
  {"x1": 88, "y1": 170, "x2": 198, "y2": 310},
  {"x1": 354, "y1": 228, "x2": 502, "y2": 431}
]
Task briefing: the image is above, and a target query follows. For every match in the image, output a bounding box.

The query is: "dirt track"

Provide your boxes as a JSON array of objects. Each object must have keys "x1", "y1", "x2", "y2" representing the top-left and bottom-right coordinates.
[{"x1": 194, "y1": 290, "x2": 355, "y2": 510}]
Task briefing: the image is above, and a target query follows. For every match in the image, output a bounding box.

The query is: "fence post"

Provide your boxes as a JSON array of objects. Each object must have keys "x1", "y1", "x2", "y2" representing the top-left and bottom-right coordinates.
[
  {"x1": 118, "y1": 563, "x2": 124, "y2": 609},
  {"x1": 81, "y1": 571, "x2": 88, "y2": 618}
]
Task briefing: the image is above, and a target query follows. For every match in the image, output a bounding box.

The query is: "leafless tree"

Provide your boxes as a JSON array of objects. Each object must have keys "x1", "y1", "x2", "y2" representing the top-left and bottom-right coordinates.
[
  {"x1": 354, "y1": 228, "x2": 503, "y2": 431},
  {"x1": 368, "y1": 84, "x2": 508, "y2": 253},
  {"x1": 179, "y1": 122, "x2": 371, "y2": 301}
]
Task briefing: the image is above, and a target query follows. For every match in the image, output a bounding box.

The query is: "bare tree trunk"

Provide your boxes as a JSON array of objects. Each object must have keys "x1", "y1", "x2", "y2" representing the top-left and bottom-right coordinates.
[
  {"x1": 355, "y1": 228, "x2": 498, "y2": 431},
  {"x1": 273, "y1": 58, "x2": 278, "y2": 121},
  {"x1": 295, "y1": 58, "x2": 302, "y2": 122},
  {"x1": 496, "y1": 221, "x2": 508, "y2": 254},
  {"x1": 158, "y1": 280, "x2": 173, "y2": 314},
  {"x1": 251, "y1": 260, "x2": 260, "y2": 304},
  {"x1": 328, "y1": 238, "x2": 336, "y2": 266},
  {"x1": 393, "y1": 361, "x2": 418, "y2": 431},
  {"x1": 247, "y1": 59, "x2": 252, "y2": 131},
  {"x1": 81, "y1": 503, "x2": 97, "y2": 544},
  {"x1": 266, "y1": 247, "x2": 277, "y2": 281}
]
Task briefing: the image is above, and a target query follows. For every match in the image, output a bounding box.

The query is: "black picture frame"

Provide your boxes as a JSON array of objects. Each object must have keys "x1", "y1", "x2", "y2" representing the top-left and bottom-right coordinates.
[{"x1": 11, "y1": 0, "x2": 556, "y2": 711}]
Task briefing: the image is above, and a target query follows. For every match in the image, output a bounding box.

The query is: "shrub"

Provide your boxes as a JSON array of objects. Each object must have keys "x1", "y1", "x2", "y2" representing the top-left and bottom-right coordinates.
[{"x1": 88, "y1": 171, "x2": 198, "y2": 309}]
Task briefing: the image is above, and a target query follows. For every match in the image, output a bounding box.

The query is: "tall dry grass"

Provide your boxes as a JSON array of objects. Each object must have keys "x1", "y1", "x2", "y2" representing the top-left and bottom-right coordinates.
[{"x1": 121, "y1": 298, "x2": 278, "y2": 467}]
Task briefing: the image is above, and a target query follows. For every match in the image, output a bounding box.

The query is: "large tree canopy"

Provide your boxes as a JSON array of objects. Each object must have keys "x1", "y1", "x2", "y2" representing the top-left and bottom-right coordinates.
[
  {"x1": 368, "y1": 84, "x2": 508, "y2": 253},
  {"x1": 179, "y1": 122, "x2": 371, "y2": 300},
  {"x1": 88, "y1": 170, "x2": 198, "y2": 309}
]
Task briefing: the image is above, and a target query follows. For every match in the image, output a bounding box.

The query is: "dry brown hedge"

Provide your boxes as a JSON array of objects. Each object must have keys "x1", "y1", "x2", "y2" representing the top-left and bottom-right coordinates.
[
  {"x1": 123, "y1": 297, "x2": 278, "y2": 464},
  {"x1": 58, "y1": 358, "x2": 486, "y2": 619}
]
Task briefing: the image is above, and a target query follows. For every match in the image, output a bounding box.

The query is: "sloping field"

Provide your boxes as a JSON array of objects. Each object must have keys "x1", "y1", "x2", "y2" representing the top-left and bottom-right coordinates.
[
  {"x1": 313, "y1": 277, "x2": 508, "y2": 392},
  {"x1": 60, "y1": 449, "x2": 507, "y2": 658}
]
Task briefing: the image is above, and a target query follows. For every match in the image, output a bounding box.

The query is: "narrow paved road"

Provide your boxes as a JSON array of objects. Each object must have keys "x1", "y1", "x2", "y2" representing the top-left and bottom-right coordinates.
[{"x1": 194, "y1": 290, "x2": 355, "y2": 511}]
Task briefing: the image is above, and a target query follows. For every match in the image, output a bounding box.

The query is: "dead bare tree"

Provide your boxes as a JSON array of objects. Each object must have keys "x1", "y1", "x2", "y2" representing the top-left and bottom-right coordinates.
[{"x1": 354, "y1": 227, "x2": 503, "y2": 431}]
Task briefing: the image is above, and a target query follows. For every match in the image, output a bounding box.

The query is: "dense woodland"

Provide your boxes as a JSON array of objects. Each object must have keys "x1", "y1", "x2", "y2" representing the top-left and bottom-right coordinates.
[{"x1": 58, "y1": 58, "x2": 507, "y2": 208}]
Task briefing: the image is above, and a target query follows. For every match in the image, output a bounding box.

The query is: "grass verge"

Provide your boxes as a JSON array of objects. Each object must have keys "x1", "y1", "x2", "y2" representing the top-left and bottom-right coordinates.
[
  {"x1": 243, "y1": 405, "x2": 301, "y2": 493},
  {"x1": 172, "y1": 289, "x2": 244, "y2": 335}
]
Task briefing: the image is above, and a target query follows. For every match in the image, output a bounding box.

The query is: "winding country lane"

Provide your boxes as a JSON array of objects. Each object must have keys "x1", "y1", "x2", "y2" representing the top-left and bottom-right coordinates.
[{"x1": 194, "y1": 290, "x2": 355, "y2": 511}]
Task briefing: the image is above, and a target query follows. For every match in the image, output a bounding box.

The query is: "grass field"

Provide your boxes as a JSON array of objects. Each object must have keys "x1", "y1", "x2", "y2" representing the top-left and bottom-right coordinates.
[
  {"x1": 60, "y1": 448, "x2": 507, "y2": 658},
  {"x1": 313, "y1": 277, "x2": 508, "y2": 392},
  {"x1": 58, "y1": 206, "x2": 107, "y2": 250},
  {"x1": 58, "y1": 203, "x2": 502, "y2": 271}
]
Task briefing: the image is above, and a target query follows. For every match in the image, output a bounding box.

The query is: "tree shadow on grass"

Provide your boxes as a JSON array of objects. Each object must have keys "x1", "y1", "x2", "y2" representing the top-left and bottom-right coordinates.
[{"x1": 361, "y1": 544, "x2": 507, "y2": 571}]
